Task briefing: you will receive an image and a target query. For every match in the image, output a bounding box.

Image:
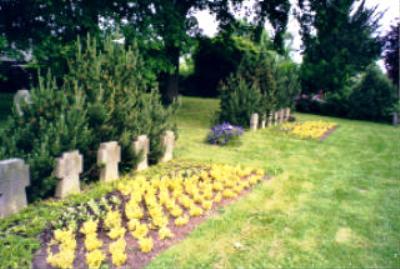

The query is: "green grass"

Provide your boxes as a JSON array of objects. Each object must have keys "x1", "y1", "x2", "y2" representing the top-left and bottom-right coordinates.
[
  {"x1": 149, "y1": 97, "x2": 400, "y2": 269},
  {"x1": 0, "y1": 96, "x2": 399, "y2": 269}
]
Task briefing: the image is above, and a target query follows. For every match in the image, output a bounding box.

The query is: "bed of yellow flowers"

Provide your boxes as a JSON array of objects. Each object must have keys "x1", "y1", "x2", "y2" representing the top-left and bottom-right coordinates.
[
  {"x1": 281, "y1": 120, "x2": 337, "y2": 140},
  {"x1": 45, "y1": 164, "x2": 266, "y2": 269}
]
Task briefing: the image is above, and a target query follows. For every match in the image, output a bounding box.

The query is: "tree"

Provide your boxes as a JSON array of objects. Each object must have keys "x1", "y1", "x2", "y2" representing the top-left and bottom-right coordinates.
[
  {"x1": 297, "y1": 0, "x2": 382, "y2": 94},
  {"x1": 382, "y1": 22, "x2": 399, "y2": 88},
  {"x1": 0, "y1": 0, "x2": 110, "y2": 77},
  {"x1": 112, "y1": 0, "x2": 291, "y2": 103}
]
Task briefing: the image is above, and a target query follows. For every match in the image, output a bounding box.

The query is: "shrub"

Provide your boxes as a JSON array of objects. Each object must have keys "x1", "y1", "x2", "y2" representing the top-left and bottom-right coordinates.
[
  {"x1": 0, "y1": 35, "x2": 176, "y2": 201},
  {"x1": 207, "y1": 123, "x2": 244, "y2": 146},
  {"x1": 65, "y1": 35, "x2": 177, "y2": 172},
  {"x1": 0, "y1": 72, "x2": 92, "y2": 200},
  {"x1": 217, "y1": 73, "x2": 263, "y2": 128},
  {"x1": 348, "y1": 66, "x2": 396, "y2": 121}
]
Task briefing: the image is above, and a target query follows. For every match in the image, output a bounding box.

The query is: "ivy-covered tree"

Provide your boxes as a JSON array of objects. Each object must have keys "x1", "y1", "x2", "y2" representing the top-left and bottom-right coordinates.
[{"x1": 297, "y1": 0, "x2": 382, "y2": 94}]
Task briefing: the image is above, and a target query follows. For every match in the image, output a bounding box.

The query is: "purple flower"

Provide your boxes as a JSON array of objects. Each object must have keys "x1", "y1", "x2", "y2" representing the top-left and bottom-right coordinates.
[{"x1": 207, "y1": 122, "x2": 244, "y2": 145}]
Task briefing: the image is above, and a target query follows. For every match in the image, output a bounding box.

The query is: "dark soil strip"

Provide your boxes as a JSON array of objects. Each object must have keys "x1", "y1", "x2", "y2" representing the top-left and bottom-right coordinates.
[
  {"x1": 319, "y1": 126, "x2": 338, "y2": 142},
  {"x1": 32, "y1": 176, "x2": 271, "y2": 269}
]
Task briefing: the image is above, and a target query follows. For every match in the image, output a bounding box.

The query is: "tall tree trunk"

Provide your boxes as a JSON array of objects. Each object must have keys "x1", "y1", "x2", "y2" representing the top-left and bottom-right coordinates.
[{"x1": 162, "y1": 45, "x2": 180, "y2": 104}]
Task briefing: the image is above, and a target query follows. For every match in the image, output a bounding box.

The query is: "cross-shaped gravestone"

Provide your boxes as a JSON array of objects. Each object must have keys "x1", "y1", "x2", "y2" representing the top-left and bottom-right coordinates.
[
  {"x1": 14, "y1": 89, "x2": 32, "y2": 116},
  {"x1": 279, "y1": 109, "x2": 285, "y2": 124},
  {"x1": 0, "y1": 159, "x2": 30, "y2": 218},
  {"x1": 260, "y1": 114, "x2": 266, "y2": 129},
  {"x1": 250, "y1": 113, "x2": 259, "y2": 131},
  {"x1": 97, "y1": 141, "x2": 121, "y2": 182},
  {"x1": 132, "y1": 135, "x2": 149, "y2": 171},
  {"x1": 54, "y1": 151, "x2": 82, "y2": 198},
  {"x1": 161, "y1": 131, "x2": 175, "y2": 162},
  {"x1": 274, "y1": 111, "x2": 279, "y2": 126},
  {"x1": 267, "y1": 112, "x2": 273, "y2": 127},
  {"x1": 286, "y1": 108, "x2": 291, "y2": 121}
]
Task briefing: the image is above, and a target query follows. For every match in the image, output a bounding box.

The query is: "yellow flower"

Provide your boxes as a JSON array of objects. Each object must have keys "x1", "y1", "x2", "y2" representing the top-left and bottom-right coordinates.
[
  {"x1": 104, "y1": 210, "x2": 122, "y2": 229},
  {"x1": 84, "y1": 234, "x2": 103, "y2": 251},
  {"x1": 214, "y1": 192, "x2": 222, "y2": 203},
  {"x1": 47, "y1": 249, "x2": 75, "y2": 269},
  {"x1": 222, "y1": 189, "x2": 236, "y2": 198},
  {"x1": 189, "y1": 205, "x2": 203, "y2": 217},
  {"x1": 80, "y1": 219, "x2": 98, "y2": 235},
  {"x1": 109, "y1": 237, "x2": 126, "y2": 254},
  {"x1": 174, "y1": 215, "x2": 189, "y2": 226},
  {"x1": 127, "y1": 219, "x2": 140, "y2": 231},
  {"x1": 158, "y1": 226, "x2": 174, "y2": 240},
  {"x1": 108, "y1": 226, "x2": 126, "y2": 240},
  {"x1": 111, "y1": 251, "x2": 127, "y2": 267},
  {"x1": 138, "y1": 237, "x2": 154, "y2": 253},
  {"x1": 125, "y1": 204, "x2": 144, "y2": 219},
  {"x1": 131, "y1": 223, "x2": 148, "y2": 239},
  {"x1": 201, "y1": 200, "x2": 213, "y2": 210},
  {"x1": 169, "y1": 206, "x2": 183, "y2": 217},
  {"x1": 86, "y1": 249, "x2": 105, "y2": 269}
]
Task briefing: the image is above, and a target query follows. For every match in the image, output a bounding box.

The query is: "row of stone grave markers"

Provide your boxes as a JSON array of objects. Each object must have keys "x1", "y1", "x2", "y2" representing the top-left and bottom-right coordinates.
[
  {"x1": 250, "y1": 108, "x2": 291, "y2": 131},
  {"x1": 0, "y1": 131, "x2": 176, "y2": 219}
]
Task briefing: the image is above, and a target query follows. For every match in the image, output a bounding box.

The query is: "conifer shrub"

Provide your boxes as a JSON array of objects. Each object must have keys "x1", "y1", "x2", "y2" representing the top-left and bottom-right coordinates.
[
  {"x1": 0, "y1": 72, "x2": 92, "y2": 200},
  {"x1": 217, "y1": 51, "x2": 299, "y2": 128},
  {"x1": 217, "y1": 73, "x2": 263, "y2": 128},
  {"x1": 0, "y1": 35, "x2": 176, "y2": 201}
]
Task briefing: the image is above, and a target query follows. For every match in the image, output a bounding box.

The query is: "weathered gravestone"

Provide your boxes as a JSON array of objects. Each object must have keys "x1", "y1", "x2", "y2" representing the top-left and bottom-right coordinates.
[
  {"x1": 250, "y1": 113, "x2": 259, "y2": 131},
  {"x1": 13, "y1": 89, "x2": 32, "y2": 116},
  {"x1": 285, "y1": 108, "x2": 291, "y2": 121},
  {"x1": 279, "y1": 109, "x2": 285, "y2": 123},
  {"x1": 0, "y1": 159, "x2": 30, "y2": 218},
  {"x1": 260, "y1": 114, "x2": 266, "y2": 129},
  {"x1": 54, "y1": 151, "x2": 82, "y2": 198},
  {"x1": 132, "y1": 135, "x2": 149, "y2": 171},
  {"x1": 267, "y1": 113, "x2": 273, "y2": 127},
  {"x1": 161, "y1": 131, "x2": 175, "y2": 162},
  {"x1": 274, "y1": 111, "x2": 279, "y2": 126},
  {"x1": 97, "y1": 141, "x2": 121, "y2": 182}
]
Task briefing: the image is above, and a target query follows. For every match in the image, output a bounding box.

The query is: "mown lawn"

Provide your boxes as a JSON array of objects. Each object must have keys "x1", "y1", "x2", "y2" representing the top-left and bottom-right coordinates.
[
  {"x1": 149, "y1": 97, "x2": 400, "y2": 269},
  {"x1": 0, "y1": 96, "x2": 399, "y2": 269}
]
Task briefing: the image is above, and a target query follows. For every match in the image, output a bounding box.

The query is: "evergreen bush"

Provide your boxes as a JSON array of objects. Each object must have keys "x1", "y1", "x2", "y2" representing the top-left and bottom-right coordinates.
[
  {"x1": 0, "y1": 72, "x2": 92, "y2": 200},
  {"x1": 217, "y1": 73, "x2": 263, "y2": 128},
  {"x1": 348, "y1": 66, "x2": 396, "y2": 121},
  {"x1": 0, "y1": 35, "x2": 176, "y2": 201}
]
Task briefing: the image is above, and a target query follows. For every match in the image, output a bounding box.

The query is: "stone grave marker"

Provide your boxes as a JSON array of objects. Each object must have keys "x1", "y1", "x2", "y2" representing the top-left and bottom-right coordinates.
[
  {"x1": 97, "y1": 141, "x2": 121, "y2": 182},
  {"x1": 161, "y1": 131, "x2": 175, "y2": 162},
  {"x1": 250, "y1": 113, "x2": 259, "y2": 131},
  {"x1": 14, "y1": 89, "x2": 32, "y2": 116},
  {"x1": 0, "y1": 159, "x2": 30, "y2": 218},
  {"x1": 260, "y1": 114, "x2": 266, "y2": 129},
  {"x1": 132, "y1": 135, "x2": 149, "y2": 171},
  {"x1": 267, "y1": 112, "x2": 273, "y2": 127},
  {"x1": 54, "y1": 151, "x2": 83, "y2": 198},
  {"x1": 274, "y1": 111, "x2": 279, "y2": 126}
]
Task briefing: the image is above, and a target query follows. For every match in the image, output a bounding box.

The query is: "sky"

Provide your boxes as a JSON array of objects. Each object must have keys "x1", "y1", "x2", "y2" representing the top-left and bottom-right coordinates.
[{"x1": 194, "y1": 0, "x2": 399, "y2": 67}]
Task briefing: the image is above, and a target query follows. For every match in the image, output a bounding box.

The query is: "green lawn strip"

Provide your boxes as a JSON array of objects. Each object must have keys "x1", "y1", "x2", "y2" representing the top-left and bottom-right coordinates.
[{"x1": 146, "y1": 97, "x2": 400, "y2": 269}]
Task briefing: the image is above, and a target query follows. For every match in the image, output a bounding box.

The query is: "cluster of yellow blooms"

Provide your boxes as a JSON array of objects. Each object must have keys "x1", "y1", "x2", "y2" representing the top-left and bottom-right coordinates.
[
  {"x1": 281, "y1": 121, "x2": 337, "y2": 139},
  {"x1": 104, "y1": 210, "x2": 127, "y2": 266},
  {"x1": 46, "y1": 228, "x2": 77, "y2": 269},
  {"x1": 46, "y1": 164, "x2": 265, "y2": 268},
  {"x1": 81, "y1": 220, "x2": 104, "y2": 269}
]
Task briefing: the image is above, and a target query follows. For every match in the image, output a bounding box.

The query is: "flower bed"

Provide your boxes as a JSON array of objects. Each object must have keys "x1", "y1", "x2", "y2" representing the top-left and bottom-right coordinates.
[
  {"x1": 34, "y1": 164, "x2": 266, "y2": 269},
  {"x1": 281, "y1": 121, "x2": 337, "y2": 140}
]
